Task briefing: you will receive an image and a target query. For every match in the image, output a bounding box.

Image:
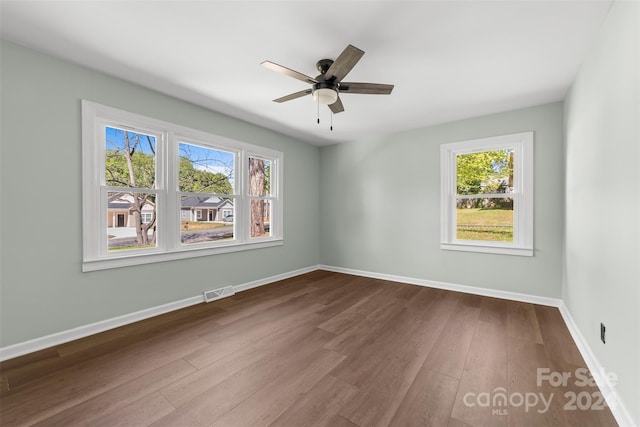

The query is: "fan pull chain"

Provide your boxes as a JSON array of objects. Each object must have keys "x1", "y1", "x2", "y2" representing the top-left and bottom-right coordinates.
[
  {"x1": 330, "y1": 112, "x2": 333, "y2": 131},
  {"x1": 317, "y1": 97, "x2": 320, "y2": 124}
]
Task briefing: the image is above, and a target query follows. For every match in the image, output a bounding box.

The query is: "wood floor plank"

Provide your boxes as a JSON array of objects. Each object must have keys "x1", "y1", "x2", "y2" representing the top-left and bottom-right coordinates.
[
  {"x1": 318, "y1": 288, "x2": 387, "y2": 334},
  {"x1": 0, "y1": 329, "x2": 209, "y2": 426},
  {"x1": 421, "y1": 301, "x2": 481, "y2": 379},
  {"x1": 388, "y1": 368, "x2": 459, "y2": 427},
  {"x1": 199, "y1": 292, "x2": 320, "y2": 343},
  {"x1": 543, "y1": 354, "x2": 618, "y2": 427},
  {"x1": 534, "y1": 305, "x2": 585, "y2": 366},
  {"x1": 328, "y1": 309, "x2": 416, "y2": 387},
  {"x1": 91, "y1": 392, "x2": 175, "y2": 427},
  {"x1": 457, "y1": 292, "x2": 485, "y2": 308},
  {"x1": 207, "y1": 349, "x2": 345, "y2": 427},
  {"x1": 478, "y1": 297, "x2": 508, "y2": 326},
  {"x1": 0, "y1": 303, "x2": 224, "y2": 393},
  {"x1": 384, "y1": 281, "x2": 422, "y2": 300},
  {"x1": 507, "y1": 336, "x2": 568, "y2": 426},
  {"x1": 161, "y1": 322, "x2": 332, "y2": 407},
  {"x1": 337, "y1": 346, "x2": 430, "y2": 427},
  {"x1": 448, "y1": 417, "x2": 474, "y2": 427},
  {"x1": 319, "y1": 286, "x2": 397, "y2": 334},
  {"x1": 268, "y1": 375, "x2": 359, "y2": 427},
  {"x1": 406, "y1": 287, "x2": 460, "y2": 324},
  {"x1": 214, "y1": 285, "x2": 317, "y2": 326},
  {"x1": 323, "y1": 298, "x2": 406, "y2": 356},
  {"x1": 152, "y1": 328, "x2": 337, "y2": 427},
  {"x1": 329, "y1": 287, "x2": 456, "y2": 388},
  {"x1": 506, "y1": 300, "x2": 543, "y2": 344},
  {"x1": 321, "y1": 414, "x2": 361, "y2": 427},
  {"x1": 184, "y1": 301, "x2": 325, "y2": 369},
  {"x1": 314, "y1": 279, "x2": 381, "y2": 319},
  {"x1": 450, "y1": 320, "x2": 508, "y2": 426},
  {"x1": 31, "y1": 359, "x2": 195, "y2": 427}
]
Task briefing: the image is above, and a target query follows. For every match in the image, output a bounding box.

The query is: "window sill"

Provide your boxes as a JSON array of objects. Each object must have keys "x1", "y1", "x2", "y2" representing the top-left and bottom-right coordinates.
[
  {"x1": 83, "y1": 238, "x2": 284, "y2": 272},
  {"x1": 441, "y1": 242, "x2": 533, "y2": 257}
]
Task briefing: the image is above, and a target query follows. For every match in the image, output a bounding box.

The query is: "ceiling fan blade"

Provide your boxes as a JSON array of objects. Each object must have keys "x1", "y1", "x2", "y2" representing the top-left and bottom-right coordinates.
[
  {"x1": 273, "y1": 89, "x2": 312, "y2": 103},
  {"x1": 324, "y1": 44, "x2": 364, "y2": 82},
  {"x1": 328, "y1": 96, "x2": 344, "y2": 114},
  {"x1": 339, "y1": 82, "x2": 394, "y2": 95},
  {"x1": 261, "y1": 61, "x2": 317, "y2": 84}
]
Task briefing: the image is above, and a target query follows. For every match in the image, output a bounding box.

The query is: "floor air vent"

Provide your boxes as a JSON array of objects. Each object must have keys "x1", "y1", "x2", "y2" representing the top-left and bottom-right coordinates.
[{"x1": 203, "y1": 285, "x2": 235, "y2": 303}]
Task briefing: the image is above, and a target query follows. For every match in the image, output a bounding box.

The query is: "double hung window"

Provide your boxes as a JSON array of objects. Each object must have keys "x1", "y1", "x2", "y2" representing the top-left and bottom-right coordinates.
[
  {"x1": 440, "y1": 132, "x2": 533, "y2": 256},
  {"x1": 82, "y1": 101, "x2": 283, "y2": 271}
]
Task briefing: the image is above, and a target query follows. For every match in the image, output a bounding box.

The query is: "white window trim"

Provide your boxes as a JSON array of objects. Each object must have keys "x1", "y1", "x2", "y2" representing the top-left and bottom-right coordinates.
[
  {"x1": 82, "y1": 100, "x2": 283, "y2": 272},
  {"x1": 440, "y1": 131, "x2": 533, "y2": 257}
]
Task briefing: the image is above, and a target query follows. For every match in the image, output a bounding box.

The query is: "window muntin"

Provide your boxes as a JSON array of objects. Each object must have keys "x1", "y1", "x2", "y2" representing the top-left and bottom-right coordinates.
[
  {"x1": 441, "y1": 132, "x2": 533, "y2": 256},
  {"x1": 83, "y1": 101, "x2": 283, "y2": 271}
]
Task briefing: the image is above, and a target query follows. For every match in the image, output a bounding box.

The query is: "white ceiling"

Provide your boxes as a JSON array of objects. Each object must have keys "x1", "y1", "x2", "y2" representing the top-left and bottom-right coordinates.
[{"x1": 0, "y1": 0, "x2": 612, "y2": 146}]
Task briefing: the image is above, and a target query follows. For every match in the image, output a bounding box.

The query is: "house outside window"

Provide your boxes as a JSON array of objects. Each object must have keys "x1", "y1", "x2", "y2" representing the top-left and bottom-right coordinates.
[
  {"x1": 82, "y1": 101, "x2": 283, "y2": 271},
  {"x1": 440, "y1": 131, "x2": 533, "y2": 256}
]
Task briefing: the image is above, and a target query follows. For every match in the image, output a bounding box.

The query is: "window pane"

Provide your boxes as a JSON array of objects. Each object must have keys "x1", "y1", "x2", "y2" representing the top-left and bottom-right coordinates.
[
  {"x1": 456, "y1": 149, "x2": 513, "y2": 195},
  {"x1": 107, "y1": 192, "x2": 157, "y2": 251},
  {"x1": 456, "y1": 198, "x2": 513, "y2": 242},
  {"x1": 180, "y1": 195, "x2": 234, "y2": 245},
  {"x1": 178, "y1": 143, "x2": 234, "y2": 193},
  {"x1": 248, "y1": 157, "x2": 271, "y2": 238},
  {"x1": 105, "y1": 127, "x2": 156, "y2": 189},
  {"x1": 250, "y1": 198, "x2": 271, "y2": 238},
  {"x1": 248, "y1": 157, "x2": 271, "y2": 196}
]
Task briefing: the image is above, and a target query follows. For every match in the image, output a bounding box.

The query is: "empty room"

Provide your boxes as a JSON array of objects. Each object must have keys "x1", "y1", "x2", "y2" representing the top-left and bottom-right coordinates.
[{"x1": 0, "y1": 1, "x2": 638, "y2": 426}]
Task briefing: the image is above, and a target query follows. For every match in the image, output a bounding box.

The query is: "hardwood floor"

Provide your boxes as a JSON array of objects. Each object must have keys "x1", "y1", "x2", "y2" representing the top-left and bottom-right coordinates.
[{"x1": 0, "y1": 271, "x2": 618, "y2": 426}]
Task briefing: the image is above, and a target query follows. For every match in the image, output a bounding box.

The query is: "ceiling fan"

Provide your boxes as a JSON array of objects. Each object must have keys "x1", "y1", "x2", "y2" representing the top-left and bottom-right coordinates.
[{"x1": 261, "y1": 44, "x2": 394, "y2": 115}]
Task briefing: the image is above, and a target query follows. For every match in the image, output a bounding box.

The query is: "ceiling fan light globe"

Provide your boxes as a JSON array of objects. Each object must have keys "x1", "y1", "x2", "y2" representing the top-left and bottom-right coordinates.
[{"x1": 313, "y1": 88, "x2": 338, "y2": 105}]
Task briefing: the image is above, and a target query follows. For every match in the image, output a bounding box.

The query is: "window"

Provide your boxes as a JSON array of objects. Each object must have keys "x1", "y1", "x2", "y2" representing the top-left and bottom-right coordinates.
[
  {"x1": 82, "y1": 101, "x2": 283, "y2": 271},
  {"x1": 440, "y1": 132, "x2": 533, "y2": 256}
]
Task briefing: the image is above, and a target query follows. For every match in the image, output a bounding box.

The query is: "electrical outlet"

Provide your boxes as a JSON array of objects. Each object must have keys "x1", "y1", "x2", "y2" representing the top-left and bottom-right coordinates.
[{"x1": 600, "y1": 322, "x2": 606, "y2": 344}]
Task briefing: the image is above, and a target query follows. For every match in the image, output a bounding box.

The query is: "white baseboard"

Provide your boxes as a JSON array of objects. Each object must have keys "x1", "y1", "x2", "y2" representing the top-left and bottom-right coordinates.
[
  {"x1": 319, "y1": 264, "x2": 563, "y2": 307},
  {"x1": 0, "y1": 265, "x2": 318, "y2": 362},
  {"x1": 558, "y1": 302, "x2": 637, "y2": 427},
  {"x1": 319, "y1": 264, "x2": 636, "y2": 427}
]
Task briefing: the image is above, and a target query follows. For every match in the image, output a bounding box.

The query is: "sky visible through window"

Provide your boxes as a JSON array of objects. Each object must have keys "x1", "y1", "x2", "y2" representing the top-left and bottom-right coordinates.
[
  {"x1": 179, "y1": 142, "x2": 235, "y2": 187},
  {"x1": 106, "y1": 126, "x2": 156, "y2": 155}
]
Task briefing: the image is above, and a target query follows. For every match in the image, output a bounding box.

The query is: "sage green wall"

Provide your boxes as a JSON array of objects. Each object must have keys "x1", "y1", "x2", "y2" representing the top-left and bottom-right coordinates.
[
  {"x1": 319, "y1": 102, "x2": 565, "y2": 298},
  {"x1": 564, "y1": 1, "x2": 639, "y2": 424},
  {"x1": 0, "y1": 40, "x2": 320, "y2": 347}
]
